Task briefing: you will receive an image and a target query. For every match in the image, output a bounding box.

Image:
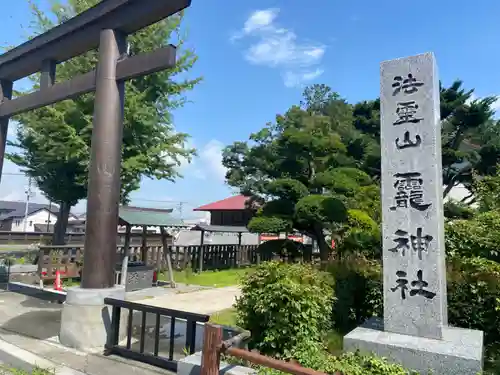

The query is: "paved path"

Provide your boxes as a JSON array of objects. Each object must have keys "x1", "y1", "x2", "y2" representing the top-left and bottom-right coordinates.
[
  {"x1": 0, "y1": 327, "x2": 172, "y2": 375},
  {"x1": 130, "y1": 286, "x2": 241, "y2": 314},
  {"x1": 0, "y1": 284, "x2": 241, "y2": 374}
]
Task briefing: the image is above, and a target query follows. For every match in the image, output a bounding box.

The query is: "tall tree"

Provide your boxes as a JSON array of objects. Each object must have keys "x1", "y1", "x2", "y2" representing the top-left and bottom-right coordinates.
[
  {"x1": 7, "y1": 0, "x2": 198, "y2": 243},
  {"x1": 345, "y1": 81, "x2": 498, "y2": 198},
  {"x1": 222, "y1": 92, "x2": 379, "y2": 261},
  {"x1": 439, "y1": 81, "x2": 497, "y2": 198}
]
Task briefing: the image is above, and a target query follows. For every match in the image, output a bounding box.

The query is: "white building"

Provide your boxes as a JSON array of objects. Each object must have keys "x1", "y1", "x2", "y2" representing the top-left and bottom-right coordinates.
[
  {"x1": 0, "y1": 201, "x2": 78, "y2": 233},
  {"x1": 444, "y1": 183, "x2": 477, "y2": 207}
]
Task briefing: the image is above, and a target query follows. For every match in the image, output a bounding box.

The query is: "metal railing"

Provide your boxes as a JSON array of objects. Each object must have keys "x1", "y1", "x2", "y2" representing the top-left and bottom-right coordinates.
[
  {"x1": 104, "y1": 297, "x2": 210, "y2": 372},
  {"x1": 201, "y1": 323, "x2": 340, "y2": 375}
]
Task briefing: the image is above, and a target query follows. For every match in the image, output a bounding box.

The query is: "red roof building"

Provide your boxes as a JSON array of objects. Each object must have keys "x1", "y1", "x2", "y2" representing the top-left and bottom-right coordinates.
[{"x1": 194, "y1": 195, "x2": 252, "y2": 227}]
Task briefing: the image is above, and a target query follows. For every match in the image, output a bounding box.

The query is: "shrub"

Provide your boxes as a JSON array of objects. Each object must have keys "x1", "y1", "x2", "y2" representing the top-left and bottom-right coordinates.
[
  {"x1": 337, "y1": 210, "x2": 381, "y2": 260},
  {"x1": 447, "y1": 257, "x2": 500, "y2": 349},
  {"x1": 445, "y1": 211, "x2": 500, "y2": 261},
  {"x1": 235, "y1": 261, "x2": 333, "y2": 356},
  {"x1": 328, "y1": 256, "x2": 382, "y2": 333},
  {"x1": 258, "y1": 340, "x2": 416, "y2": 375}
]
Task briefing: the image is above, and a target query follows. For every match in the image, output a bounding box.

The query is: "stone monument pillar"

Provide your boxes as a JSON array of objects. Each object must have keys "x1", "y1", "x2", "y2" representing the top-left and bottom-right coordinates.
[{"x1": 343, "y1": 52, "x2": 484, "y2": 375}]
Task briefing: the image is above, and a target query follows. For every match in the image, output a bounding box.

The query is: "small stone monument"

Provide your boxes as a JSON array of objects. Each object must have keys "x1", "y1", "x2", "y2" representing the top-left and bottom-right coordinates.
[{"x1": 343, "y1": 52, "x2": 484, "y2": 375}]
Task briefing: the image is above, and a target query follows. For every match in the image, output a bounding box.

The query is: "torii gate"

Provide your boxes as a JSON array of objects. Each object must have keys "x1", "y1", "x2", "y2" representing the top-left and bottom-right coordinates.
[{"x1": 0, "y1": 0, "x2": 192, "y2": 350}]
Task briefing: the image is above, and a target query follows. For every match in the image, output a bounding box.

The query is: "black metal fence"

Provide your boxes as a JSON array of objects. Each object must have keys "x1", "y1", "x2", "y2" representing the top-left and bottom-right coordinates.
[{"x1": 104, "y1": 297, "x2": 210, "y2": 372}]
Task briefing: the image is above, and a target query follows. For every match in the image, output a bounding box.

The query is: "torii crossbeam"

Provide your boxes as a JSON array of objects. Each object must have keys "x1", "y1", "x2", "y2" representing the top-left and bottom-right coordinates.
[{"x1": 0, "y1": 0, "x2": 192, "y2": 350}]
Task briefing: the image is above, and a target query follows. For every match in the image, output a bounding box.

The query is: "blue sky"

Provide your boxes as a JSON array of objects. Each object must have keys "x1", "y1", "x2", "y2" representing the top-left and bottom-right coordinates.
[{"x1": 0, "y1": 0, "x2": 499, "y2": 218}]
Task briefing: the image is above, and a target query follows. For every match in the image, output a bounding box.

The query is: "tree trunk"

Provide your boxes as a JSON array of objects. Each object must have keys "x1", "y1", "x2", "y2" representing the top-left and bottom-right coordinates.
[
  {"x1": 52, "y1": 201, "x2": 71, "y2": 245},
  {"x1": 313, "y1": 224, "x2": 330, "y2": 267}
]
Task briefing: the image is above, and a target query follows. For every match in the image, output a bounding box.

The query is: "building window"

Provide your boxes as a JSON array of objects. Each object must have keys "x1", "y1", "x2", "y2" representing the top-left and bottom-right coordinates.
[
  {"x1": 15, "y1": 220, "x2": 20, "y2": 226},
  {"x1": 29, "y1": 221, "x2": 33, "y2": 226}
]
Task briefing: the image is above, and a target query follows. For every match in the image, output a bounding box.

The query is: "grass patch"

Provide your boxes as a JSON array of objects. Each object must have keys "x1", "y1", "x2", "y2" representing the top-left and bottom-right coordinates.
[
  {"x1": 160, "y1": 267, "x2": 255, "y2": 288},
  {"x1": 210, "y1": 308, "x2": 238, "y2": 327}
]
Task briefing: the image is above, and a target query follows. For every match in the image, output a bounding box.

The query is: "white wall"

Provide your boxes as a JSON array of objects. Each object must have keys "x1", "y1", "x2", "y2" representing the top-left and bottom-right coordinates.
[
  {"x1": 10, "y1": 209, "x2": 58, "y2": 232},
  {"x1": 444, "y1": 183, "x2": 477, "y2": 207}
]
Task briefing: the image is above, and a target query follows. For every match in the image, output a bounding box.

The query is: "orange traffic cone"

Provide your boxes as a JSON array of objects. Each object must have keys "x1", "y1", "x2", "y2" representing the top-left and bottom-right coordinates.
[{"x1": 54, "y1": 270, "x2": 62, "y2": 291}]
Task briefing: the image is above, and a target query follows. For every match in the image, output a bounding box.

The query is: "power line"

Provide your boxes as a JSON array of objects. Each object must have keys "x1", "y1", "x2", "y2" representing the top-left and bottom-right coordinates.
[{"x1": 131, "y1": 198, "x2": 189, "y2": 204}]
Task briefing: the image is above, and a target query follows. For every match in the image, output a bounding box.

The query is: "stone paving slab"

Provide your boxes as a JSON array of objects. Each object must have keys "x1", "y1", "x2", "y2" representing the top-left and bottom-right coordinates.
[
  {"x1": 0, "y1": 285, "x2": 240, "y2": 374},
  {"x1": 133, "y1": 286, "x2": 241, "y2": 315},
  {"x1": 0, "y1": 328, "x2": 171, "y2": 375}
]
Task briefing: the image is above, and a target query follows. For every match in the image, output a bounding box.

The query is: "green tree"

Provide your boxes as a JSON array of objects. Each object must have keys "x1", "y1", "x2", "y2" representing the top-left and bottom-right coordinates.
[
  {"x1": 345, "y1": 81, "x2": 498, "y2": 198},
  {"x1": 440, "y1": 81, "x2": 497, "y2": 198},
  {"x1": 7, "y1": 0, "x2": 198, "y2": 243},
  {"x1": 222, "y1": 90, "x2": 379, "y2": 261},
  {"x1": 473, "y1": 164, "x2": 500, "y2": 212}
]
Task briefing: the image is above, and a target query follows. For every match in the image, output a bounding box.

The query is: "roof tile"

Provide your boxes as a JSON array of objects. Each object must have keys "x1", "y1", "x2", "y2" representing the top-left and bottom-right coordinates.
[{"x1": 193, "y1": 195, "x2": 249, "y2": 211}]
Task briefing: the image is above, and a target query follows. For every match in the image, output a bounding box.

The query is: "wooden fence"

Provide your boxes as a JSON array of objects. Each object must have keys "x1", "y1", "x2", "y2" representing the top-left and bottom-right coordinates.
[
  {"x1": 0, "y1": 231, "x2": 165, "y2": 245},
  {"x1": 35, "y1": 244, "x2": 263, "y2": 281}
]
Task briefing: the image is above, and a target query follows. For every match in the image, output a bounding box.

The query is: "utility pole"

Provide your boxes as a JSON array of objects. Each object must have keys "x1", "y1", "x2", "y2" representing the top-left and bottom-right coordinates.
[
  {"x1": 178, "y1": 201, "x2": 184, "y2": 220},
  {"x1": 46, "y1": 201, "x2": 52, "y2": 232},
  {"x1": 23, "y1": 177, "x2": 32, "y2": 232}
]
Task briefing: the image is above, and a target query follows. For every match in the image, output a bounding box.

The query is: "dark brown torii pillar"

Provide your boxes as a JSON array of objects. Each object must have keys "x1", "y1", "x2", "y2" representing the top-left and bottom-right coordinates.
[{"x1": 81, "y1": 29, "x2": 127, "y2": 289}]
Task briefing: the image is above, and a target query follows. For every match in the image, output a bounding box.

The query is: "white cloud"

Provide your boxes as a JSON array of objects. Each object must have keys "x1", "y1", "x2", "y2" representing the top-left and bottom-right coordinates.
[
  {"x1": 188, "y1": 139, "x2": 227, "y2": 182},
  {"x1": 232, "y1": 8, "x2": 326, "y2": 88},
  {"x1": 243, "y1": 8, "x2": 278, "y2": 34},
  {"x1": 283, "y1": 68, "x2": 324, "y2": 88}
]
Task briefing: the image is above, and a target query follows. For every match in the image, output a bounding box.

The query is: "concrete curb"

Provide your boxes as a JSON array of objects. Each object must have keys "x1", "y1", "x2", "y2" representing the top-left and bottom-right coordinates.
[{"x1": 0, "y1": 337, "x2": 85, "y2": 375}]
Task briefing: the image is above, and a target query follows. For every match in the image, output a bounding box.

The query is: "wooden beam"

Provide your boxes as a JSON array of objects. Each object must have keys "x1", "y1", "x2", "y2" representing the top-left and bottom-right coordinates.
[
  {"x1": 0, "y1": 0, "x2": 190, "y2": 81},
  {"x1": 0, "y1": 45, "x2": 176, "y2": 118}
]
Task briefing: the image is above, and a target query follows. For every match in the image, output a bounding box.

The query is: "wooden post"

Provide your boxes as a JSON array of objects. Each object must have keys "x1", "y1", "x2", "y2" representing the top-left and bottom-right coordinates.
[
  {"x1": 141, "y1": 225, "x2": 147, "y2": 265},
  {"x1": 199, "y1": 229, "x2": 205, "y2": 273},
  {"x1": 236, "y1": 232, "x2": 243, "y2": 267},
  {"x1": 155, "y1": 244, "x2": 162, "y2": 273},
  {"x1": 160, "y1": 226, "x2": 176, "y2": 288},
  {"x1": 120, "y1": 224, "x2": 131, "y2": 286},
  {"x1": 201, "y1": 323, "x2": 223, "y2": 375},
  {"x1": 0, "y1": 80, "x2": 13, "y2": 185},
  {"x1": 200, "y1": 230, "x2": 205, "y2": 246}
]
